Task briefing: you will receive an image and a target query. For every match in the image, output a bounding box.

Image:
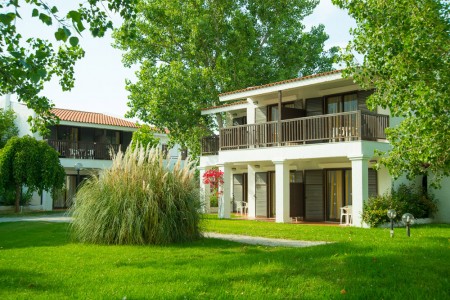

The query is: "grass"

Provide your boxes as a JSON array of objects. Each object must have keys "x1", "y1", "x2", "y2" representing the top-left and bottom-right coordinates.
[{"x1": 0, "y1": 219, "x2": 449, "y2": 299}]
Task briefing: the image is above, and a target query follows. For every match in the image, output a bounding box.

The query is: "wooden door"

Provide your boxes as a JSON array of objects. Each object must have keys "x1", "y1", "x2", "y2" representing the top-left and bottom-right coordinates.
[
  {"x1": 233, "y1": 174, "x2": 244, "y2": 212},
  {"x1": 304, "y1": 170, "x2": 324, "y2": 221},
  {"x1": 290, "y1": 171, "x2": 304, "y2": 218},
  {"x1": 255, "y1": 172, "x2": 268, "y2": 217}
]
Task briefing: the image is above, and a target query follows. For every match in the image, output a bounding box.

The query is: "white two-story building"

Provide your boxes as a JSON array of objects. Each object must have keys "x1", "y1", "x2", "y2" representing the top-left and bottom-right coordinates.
[
  {"x1": 1, "y1": 96, "x2": 186, "y2": 211},
  {"x1": 199, "y1": 70, "x2": 450, "y2": 226}
]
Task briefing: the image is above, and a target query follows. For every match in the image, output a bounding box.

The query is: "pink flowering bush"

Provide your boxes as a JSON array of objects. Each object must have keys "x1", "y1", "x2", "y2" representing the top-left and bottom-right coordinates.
[{"x1": 202, "y1": 169, "x2": 224, "y2": 207}]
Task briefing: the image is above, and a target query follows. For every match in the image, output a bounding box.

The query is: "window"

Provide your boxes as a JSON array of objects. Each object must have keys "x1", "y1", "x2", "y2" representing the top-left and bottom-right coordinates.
[{"x1": 326, "y1": 93, "x2": 358, "y2": 114}]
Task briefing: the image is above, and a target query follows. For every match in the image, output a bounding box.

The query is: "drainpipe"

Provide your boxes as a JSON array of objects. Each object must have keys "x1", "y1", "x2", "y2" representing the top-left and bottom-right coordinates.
[{"x1": 278, "y1": 90, "x2": 282, "y2": 146}]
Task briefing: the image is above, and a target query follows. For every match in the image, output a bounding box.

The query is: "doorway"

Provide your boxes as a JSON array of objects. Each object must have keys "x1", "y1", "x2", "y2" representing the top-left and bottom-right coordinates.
[
  {"x1": 255, "y1": 171, "x2": 275, "y2": 218},
  {"x1": 290, "y1": 171, "x2": 304, "y2": 219},
  {"x1": 326, "y1": 169, "x2": 352, "y2": 221},
  {"x1": 232, "y1": 173, "x2": 248, "y2": 212}
]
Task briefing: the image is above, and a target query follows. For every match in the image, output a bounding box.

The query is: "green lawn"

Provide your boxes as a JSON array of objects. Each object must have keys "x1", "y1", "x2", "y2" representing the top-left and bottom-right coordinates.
[{"x1": 0, "y1": 219, "x2": 449, "y2": 299}]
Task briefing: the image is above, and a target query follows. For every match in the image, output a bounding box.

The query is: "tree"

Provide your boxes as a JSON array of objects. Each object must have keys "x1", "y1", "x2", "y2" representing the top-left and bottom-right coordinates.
[
  {"x1": 114, "y1": 0, "x2": 338, "y2": 156},
  {"x1": 0, "y1": 135, "x2": 65, "y2": 212},
  {"x1": 0, "y1": 108, "x2": 19, "y2": 148},
  {"x1": 332, "y1": 0, "x2": 450, "y2": 184},
  {"x1": 131, "y1": 124, "x2": 160, "y2": 149},
  {"x1": 0, "y1": 0, "x2": 136, "y2": 134}
]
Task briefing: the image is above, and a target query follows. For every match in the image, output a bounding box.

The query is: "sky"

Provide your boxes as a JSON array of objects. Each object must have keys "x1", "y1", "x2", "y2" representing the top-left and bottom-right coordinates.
[{"x1": 13, "y1": 0, "x2": 356, "y2": 120}]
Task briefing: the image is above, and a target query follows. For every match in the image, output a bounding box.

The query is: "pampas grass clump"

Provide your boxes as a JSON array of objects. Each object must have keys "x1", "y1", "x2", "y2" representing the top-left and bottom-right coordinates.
[{"x1": 69, "y1": 145, "x2": 201, "y2": 245}]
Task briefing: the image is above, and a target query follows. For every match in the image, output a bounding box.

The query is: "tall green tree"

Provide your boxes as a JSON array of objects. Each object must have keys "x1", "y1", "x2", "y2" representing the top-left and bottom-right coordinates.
[
  {"x1": 0, "y1": 0, "x2": 136, "y2": 134},
  {"x1": 0, "y1": 135, "x2": 65, "y2": 212},
  {"x1": 0, "y1": 108, "x2": 19, "y2": 148},
  {"x1": 114, "y1": 0, "x2": 337, "y2": 155},
  {"x1": 333, "y1": 0, "x2": 450, "y2": 184},
  {"x1": 131, "y1": 124, "x2": 160, "y2": 149}
]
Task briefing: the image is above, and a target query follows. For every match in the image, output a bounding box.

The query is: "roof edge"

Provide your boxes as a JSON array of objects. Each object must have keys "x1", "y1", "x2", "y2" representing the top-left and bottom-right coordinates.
[{"x1": 218, "y1": 70, "x2": 343, "y2": 100}]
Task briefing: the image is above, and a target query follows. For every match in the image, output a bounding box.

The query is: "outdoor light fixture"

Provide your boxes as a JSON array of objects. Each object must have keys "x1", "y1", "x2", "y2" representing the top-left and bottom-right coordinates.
[
  {"x1": 75, "y1": 163, "x2": 83, "y2": 188},
  {"x1": 387, "y1": 209, "x2": 397, "y2": 238},
  {"x1": 402, "y1": 213, "x2": 415, "y2": 237}
]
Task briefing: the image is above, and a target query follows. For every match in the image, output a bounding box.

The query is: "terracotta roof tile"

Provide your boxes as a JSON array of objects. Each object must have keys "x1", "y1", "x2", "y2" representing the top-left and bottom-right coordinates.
[
  {"x1": 51, "y1": 108, "x2": 138, "y2": 128},
  {"x1": 219, "y1": 69, "x2": 343, "y2": 97},
  {"x1": 201, "y1": 100, "x2": 247, "y2": 111}
]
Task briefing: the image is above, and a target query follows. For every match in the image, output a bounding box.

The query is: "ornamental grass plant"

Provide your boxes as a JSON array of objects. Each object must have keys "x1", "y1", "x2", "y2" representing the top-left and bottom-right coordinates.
[{"x1": 69, "y1": 145, "x2": 201, "y2": 245}]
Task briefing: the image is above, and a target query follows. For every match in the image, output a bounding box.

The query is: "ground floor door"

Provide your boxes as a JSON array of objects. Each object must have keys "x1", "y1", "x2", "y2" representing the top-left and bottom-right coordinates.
[
  {"x1": 304, "y1": 170, "x2": 324, "y2": 221},
  {"x1": 255, "y1": 172, "x2": 275, "y2": 217},
  {"x1": 53, "y1": 174, "x2": 89, "y2": 209},
  {"x1": 290, "y1": 171, "x2": 304, "y2": 219},
  {"x1": 232, "y1": 173, "x2": 248, "y2": 212},
  {"x1": 326, "y1": 169, "x2": 352, "y2": 221}
]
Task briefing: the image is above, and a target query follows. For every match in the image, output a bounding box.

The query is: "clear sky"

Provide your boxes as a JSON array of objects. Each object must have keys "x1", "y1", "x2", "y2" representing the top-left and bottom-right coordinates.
[{"x1": 14, "y1": 0, "x2": 355, "y2": 120}]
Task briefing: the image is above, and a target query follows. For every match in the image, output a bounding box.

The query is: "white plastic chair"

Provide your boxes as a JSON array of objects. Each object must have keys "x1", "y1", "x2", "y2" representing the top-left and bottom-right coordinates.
[
  {"x1": 340, "y1": 205, "x2": 352, "y2": 225},
  {"x1": 236, "y1": 201, "x2": 248, "y2": 215}
]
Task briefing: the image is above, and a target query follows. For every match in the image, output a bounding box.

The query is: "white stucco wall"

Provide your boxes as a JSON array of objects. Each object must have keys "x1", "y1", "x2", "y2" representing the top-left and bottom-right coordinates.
[
  {"x1": 430, "y1": 176, "x2": 450, "y2": 223},
  {"x1": 377, "y1": 165, "x2": 392, "y2": 195}
]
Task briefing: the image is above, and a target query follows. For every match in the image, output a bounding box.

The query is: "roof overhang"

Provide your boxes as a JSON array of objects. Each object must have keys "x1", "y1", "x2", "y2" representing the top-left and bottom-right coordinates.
[
  {"x1": 201, "y1": 102, "x2": 248, "y2": 115},
  {"x1": 219, "y1": 71, "x2": 344, "y2": 102},
  {"x1": 58, "y1": 120, "x2": 137, "y2": 132}
]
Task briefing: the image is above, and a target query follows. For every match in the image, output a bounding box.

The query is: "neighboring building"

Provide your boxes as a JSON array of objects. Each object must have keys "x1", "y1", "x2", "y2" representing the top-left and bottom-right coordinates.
[
  {"x1": 199, "y1": 70, "x2": 450, "y2": 226},
  {"x1": 1, "y1": 96, "x2": 185, "y2": 211}
]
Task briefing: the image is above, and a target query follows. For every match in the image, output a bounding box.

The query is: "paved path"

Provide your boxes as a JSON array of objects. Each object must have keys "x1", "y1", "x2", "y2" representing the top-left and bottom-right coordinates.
[
  {"x1": 0, "y1": 213, "x2": 71, "y2": 223},
  {"x1": 0, "y1": 214, "x2": 329, "y2": 248},
  {"x1": 204, "y1": 232, "x2": 328, "y2": 248}
]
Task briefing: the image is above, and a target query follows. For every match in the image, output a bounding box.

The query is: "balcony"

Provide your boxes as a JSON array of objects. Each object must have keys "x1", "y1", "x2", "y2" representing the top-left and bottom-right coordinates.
[
  {"x1": 201, "y1": 111, "x2": 389, "y2": 155},
  {"x1": 47, "y1": 140, "x2": 124, "y2": 160}
]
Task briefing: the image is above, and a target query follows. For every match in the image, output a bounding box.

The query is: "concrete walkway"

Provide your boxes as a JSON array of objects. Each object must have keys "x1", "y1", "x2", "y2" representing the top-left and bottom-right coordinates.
[
  {"x1": 204, "y1": 232, "x2": 328, "y2": 248},
  {"x1": 0, "y1": 214, "x2": 329, "y2": 248},
  {"x1": 0, "y1": 213, "x2": 71, "y2": 223}
]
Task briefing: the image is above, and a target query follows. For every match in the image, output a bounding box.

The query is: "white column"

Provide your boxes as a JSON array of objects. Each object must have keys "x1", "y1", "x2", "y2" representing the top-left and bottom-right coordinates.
[
  {"x1": 349, "y1": 156, "x2": 369, "y2": 227},
  {"x1": 218, "y1": 164, "x2": 232, "y2": 219},
  {"x1": 198, "y1": 166, "x2": 210, "y2": 213},
  {"x1": 273, "y1": 159, "x2": 290, "y2": 223},
  {"x1": 247, "y1": 165, "x2": 257, "y2": 219},
  {"x1": 41, "y1": 191, "x2": 53, "y2": 211}
]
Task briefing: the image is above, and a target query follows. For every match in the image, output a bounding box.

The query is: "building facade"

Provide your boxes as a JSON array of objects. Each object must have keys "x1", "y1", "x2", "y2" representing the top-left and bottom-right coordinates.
[
  {"x1": 199, "y1": 70, "x2": 450, "y2": 226},
  {"x1": 1, "y1": 96, "x2": 184, "y2": 211}
]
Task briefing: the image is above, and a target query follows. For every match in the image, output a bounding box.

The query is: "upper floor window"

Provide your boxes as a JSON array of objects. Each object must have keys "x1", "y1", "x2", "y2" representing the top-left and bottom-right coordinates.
[{"x1": 326, "y1": 93, "x2": 358, "y2": 114}]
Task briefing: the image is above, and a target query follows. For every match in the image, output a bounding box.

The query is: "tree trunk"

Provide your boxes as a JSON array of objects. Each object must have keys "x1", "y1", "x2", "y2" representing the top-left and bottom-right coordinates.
[{"x1": 15, "y1": 184, "x2": 20, "y2": 213}]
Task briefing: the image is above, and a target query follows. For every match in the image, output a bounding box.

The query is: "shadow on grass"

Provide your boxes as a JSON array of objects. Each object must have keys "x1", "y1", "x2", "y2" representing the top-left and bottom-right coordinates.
[
  {"x1": 0, "y1": 269, "x2": 56, "y2": 295},
  {"x1": 0, "y1": 222, "x2": 71, "y2": 250}
]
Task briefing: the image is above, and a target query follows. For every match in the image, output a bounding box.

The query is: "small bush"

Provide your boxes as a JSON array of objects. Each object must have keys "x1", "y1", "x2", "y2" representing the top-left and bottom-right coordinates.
[
  {"x1": 69, "y1": 145, "x2": 202, "y2": 245},
  {"x1": 0, "y1": 186, "x2": 33, "y2": 206},
  {"x1": 362, "y1": 184, "x2": 438, "y2": 227}
]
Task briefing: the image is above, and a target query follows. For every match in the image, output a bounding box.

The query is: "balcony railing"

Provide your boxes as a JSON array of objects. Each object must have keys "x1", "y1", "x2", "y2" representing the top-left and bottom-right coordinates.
[
  {"x1": 47, "y1": 140, "x2": 123, "y2": 160},
  {"x1": 201, "y1": 111, "x2": 389, "y2": 155}
]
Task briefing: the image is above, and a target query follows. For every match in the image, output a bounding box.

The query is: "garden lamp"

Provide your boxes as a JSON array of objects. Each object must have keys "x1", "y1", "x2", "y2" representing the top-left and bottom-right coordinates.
[
  {"x1": 402, "y1": 213, "x2": 414, "y2": 237},
  {"x1": 387, "y1": 209, "x2": 396, "y2": 238},
  {"x1": 75, "y1": 162, "x2": 83, "y2": 188}
]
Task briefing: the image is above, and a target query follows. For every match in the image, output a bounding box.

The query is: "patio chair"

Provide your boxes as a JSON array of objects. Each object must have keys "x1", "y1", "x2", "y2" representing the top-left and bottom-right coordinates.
[
  {"x1": 340, "y1": 205, "x2": 352, "y2": 225},
  {"x1": 236, "y1": 201, "x2": 248, "y2": 215}
]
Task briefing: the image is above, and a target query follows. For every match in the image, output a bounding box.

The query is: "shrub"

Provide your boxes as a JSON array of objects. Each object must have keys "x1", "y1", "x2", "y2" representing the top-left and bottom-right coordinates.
[
  {"x1": 362, "y1": 184, "x2": 438, "y2": 227},
  {"x1": 0, "y1": 186, "x2": 33, "y2": 206},
  {"x1": 202, "y1": 168, "x2": 223, "y2": 208},
  {"x1": 69, "y1": 145, "x2": 201, "y2": 245}
]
